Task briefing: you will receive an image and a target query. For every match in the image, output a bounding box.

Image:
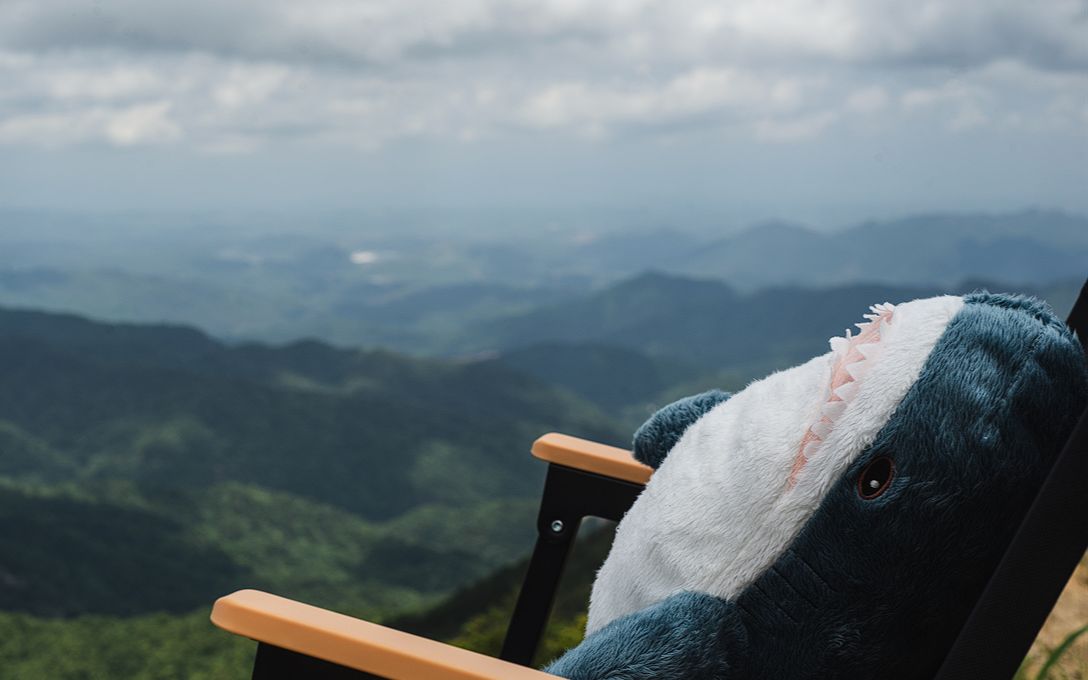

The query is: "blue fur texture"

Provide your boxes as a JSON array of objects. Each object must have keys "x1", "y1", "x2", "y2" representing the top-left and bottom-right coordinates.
[
  {"x1": 632, "y1": 389, "x2": 730, "y2": 468},
  {"x1": 545, "y1": 591, "x2": 747, "y2": 679},
  {"x1": 548, "y1": 294, "x2": 1088, "y2": 679}
]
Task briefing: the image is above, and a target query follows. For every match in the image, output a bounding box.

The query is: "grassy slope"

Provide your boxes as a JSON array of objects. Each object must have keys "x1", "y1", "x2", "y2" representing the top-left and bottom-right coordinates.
[
  {"x1": 1020, "y1": 561, "x2": 1088, "y2": 679},
  {"x1": 0, "y1": 608, "x2": 253, "y2": 680}
]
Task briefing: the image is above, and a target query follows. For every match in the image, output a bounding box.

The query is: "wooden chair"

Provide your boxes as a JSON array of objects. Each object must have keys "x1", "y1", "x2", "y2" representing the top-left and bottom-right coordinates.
[{"x1": 212, "y1": 279, "x2": 1088, "y2": 679}]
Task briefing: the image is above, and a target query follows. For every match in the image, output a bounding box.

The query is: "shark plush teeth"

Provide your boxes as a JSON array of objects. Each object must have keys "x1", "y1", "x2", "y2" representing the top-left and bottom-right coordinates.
[
  {"x1": 789, "y1": 302, "x2": 894, "y2": 488},
  {"x1": 547, "y1": 293, "x2": 1088, "y2": 680}
]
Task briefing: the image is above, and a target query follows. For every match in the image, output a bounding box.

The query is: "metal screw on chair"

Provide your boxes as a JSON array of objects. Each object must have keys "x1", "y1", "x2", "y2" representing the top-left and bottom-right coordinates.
[{"x1": 549, "y1": 519, "x2": 564, "y2": 533}]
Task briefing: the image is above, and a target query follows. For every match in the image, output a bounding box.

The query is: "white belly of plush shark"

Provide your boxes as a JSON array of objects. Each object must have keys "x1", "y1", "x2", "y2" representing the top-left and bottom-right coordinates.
[{"x1": 586, "y1": 294, "x2": 966, "y2": 634}]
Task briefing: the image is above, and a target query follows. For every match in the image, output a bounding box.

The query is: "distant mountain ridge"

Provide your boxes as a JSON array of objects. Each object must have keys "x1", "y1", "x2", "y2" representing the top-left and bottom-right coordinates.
[
  {"x1": 670, "y1": 209, "x2": 1088, "y2": 288},
  {"x1": 480, "y1": 273, "x2": 1082, "y2": 381},
  {"x1": 1, "y1": 209, "x2": 1083, "y2": 350},
  {"x1": 479, "y1": 274, "x2": 929, "y2": 368}
]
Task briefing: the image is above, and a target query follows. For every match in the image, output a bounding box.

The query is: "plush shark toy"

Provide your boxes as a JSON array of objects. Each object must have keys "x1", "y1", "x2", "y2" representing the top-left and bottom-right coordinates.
[{"x1": 547, "y1": 293, "x2": 1088, "y2": 680}]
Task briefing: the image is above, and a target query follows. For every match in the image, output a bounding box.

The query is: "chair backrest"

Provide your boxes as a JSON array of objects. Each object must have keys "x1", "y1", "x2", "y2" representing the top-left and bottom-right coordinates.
[{"x1": 932, "y1": 277, "x2": 1088, "y2": 679}]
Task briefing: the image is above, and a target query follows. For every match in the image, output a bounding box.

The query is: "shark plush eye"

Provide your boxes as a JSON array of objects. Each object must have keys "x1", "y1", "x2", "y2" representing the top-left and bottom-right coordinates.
[{"x1": 857, "y1": 456, "x2": 895, "y2": 500}]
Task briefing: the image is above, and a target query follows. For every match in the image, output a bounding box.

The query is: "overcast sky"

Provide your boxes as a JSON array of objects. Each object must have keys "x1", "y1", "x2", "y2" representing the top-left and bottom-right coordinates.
[{"x1": 1, "y1": 0, "x2": 1086, "y2": 226}]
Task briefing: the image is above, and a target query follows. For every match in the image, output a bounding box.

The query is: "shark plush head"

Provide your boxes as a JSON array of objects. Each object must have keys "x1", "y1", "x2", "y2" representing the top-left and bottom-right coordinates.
[{"x1": 547, "y1": 293, "x2": 1088, "y2": 680}]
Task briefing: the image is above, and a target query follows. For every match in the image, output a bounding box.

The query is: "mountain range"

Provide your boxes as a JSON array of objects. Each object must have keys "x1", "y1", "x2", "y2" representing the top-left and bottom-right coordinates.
[
  {"x1": 1, "y1": 209, "x2": 1084, "y2": 350},
  {"x1": 670, "y1": 209, "x2": 1088, "y2": 289},
  {"x1": 0, "y1": 262, "x2": 1082, "y2": 677},
  {"x1": 479, "y1": 273, "x2": 1082, "y2": 370},
  {"x1": 0, "y1": 305, "x2": 624, "y2": 621}
]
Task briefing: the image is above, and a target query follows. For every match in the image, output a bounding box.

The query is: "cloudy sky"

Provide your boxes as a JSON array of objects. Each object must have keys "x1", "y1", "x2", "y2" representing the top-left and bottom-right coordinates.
[{"x1": 1, "y1": 0, "x2": 1086, "y2": 226}]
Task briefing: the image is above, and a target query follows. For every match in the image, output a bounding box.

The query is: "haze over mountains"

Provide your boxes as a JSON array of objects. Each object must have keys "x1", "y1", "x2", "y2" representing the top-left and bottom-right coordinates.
[
  {"x1": 673, "y1": 210, "x2": 1088, "y2": 288},
  {"x1": 1, "y1": 208, "x2": 1085, "y2": 350},
  {"x1": 0, "y1": 207, "x2": 1083, "y2": 677}
]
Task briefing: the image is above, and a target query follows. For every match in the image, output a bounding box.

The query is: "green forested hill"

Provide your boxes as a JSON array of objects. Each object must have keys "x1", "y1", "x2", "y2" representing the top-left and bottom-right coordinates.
[
  {"x1": 0, "y1": 330, "x2": 619, "y2": 520},
  {"x1": 476, "y1": 274, "x2": 945, "y2": 368},
  {"x1": 0, "y1": 307, "x2": 624, "y2": 508},
  {"x1": 0, "y1": 273, "x2": 1080, "y2": 678},
  {"x1": 0, "y1": 306, "x2": 623, "y2": 628},
  {"x1": 495, "y1": 343, "x2": 697, "y2": 412},
  {"x1": 478, "y1": 275, "x2": 1083, "y2": 371}
]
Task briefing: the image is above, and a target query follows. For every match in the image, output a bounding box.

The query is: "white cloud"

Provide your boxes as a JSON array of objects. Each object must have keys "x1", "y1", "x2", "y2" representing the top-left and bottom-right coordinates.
[
  {"x1": 521, "y1": 68, "x2": 809, "y2": 134},
  {"x1": 0, "y1": 101, "x2": 180, "y2": 147},
  {"x1": 212, "y1": 65, "x2": 291, "y2": 110},
  {"x1": 845, "y1": 87, "x2": 888, "y2": 115},
  {"x1": 900, "y1": 81, "x2": 982, "y2": 111},
  {"x1": 104, "y1": 101, "x2": 181, "y2": 145},
  {"x1": 754, "y1": 110, "x2": 838, "y2": 142},
  {"x1": 349, "y1": 250, "x2": 381, "y2": 265},
  {"x1": 0, "y1": 110, "x2": 101, "y2": 147},
  {"x1": 948, "y1": 105, "x2": 989, "y2": 132},
  {"x1": 0, "y1": 1, "x2": 1085, "y2": 151},
  {"x1": 44, "y1": 66, "x2": 161, "y2": 101}
]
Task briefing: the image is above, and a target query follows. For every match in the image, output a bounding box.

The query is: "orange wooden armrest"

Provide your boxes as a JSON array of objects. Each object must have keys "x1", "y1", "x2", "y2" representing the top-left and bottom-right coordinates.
[
  {"x1": 211, "y1": 590, "x2": 560, "y2": 680},
  {"x1": 531, "y1": 433, "x2": 652, "y2": 485}
]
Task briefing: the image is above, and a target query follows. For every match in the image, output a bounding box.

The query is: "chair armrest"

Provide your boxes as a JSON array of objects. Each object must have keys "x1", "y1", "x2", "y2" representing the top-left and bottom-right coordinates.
[
  {"x1": 211, "y1": 590, "x2": 559, "y2": 680},
  {"x1": 531, "y1": 433, "x2": 652, "y2": 485}
]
